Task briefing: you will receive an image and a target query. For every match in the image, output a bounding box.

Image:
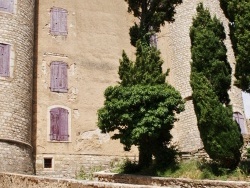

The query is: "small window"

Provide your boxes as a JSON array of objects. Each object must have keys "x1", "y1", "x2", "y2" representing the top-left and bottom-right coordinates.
[
  {"x1": 0, "y1": 43, "x2": 10, "y2": 77},
  {"x1": 150, "y1": 33, "x2": 157, "y2": 48},
  {"x1": 0, "y1": 0, "x2": 14, "y2": 13},
  {"x1": 50, "y1": 107, "x2": 69, "y2": 141},
  {"x1": 50, "y1": 61, "x2": 68, "y2": 92},
  {"x1": 233, "y1": 112, "x2": 247, "y2": 134},
  {"x1": 50, "y1": 7, "x2": 68, "y2": 36},
  {"x1": 44, "y1": 158, "x2": 52, "y2": 168}
]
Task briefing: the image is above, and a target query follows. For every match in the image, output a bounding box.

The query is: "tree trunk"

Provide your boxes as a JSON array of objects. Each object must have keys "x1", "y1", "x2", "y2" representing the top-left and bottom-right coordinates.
[{"x1": 138, "y1": 142, "x2": 152, "y2": 168}]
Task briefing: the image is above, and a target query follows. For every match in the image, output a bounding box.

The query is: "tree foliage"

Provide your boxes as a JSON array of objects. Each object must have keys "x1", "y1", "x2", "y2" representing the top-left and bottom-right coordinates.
[
  {"x1": 98, "y1": 41, "x2": 184, "y2": 167},
  {"x1": 190, "y1": 3, "x2": 231, "y2": 105},
  {"x1": 125, "y1": 0, "x2": 182, "y2": 46},
  {"x1": 190, "y1": 4, "x2": 243, "y2": 169},
  {"x1": 191, "y1": 72, "x2": 242, "y2": 169},
  {"x1": 220, "y1": 0, "x2": 250, "y2": 92}
]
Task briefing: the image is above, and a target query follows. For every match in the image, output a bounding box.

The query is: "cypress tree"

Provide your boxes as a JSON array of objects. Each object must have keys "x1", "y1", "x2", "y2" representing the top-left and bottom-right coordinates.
[{"x1": 190, "y1": 3, "x2": 243, "y2": 169}]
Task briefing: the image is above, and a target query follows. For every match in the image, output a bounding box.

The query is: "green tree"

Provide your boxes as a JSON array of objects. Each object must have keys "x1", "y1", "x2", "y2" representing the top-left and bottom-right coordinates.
[
  {"x1": 220, "y1": 0, "x2": 250, "y2": 92},
  {"x1": 190, "y1": 4, "x2": 243, "y2": 169},
  {"x1": 125, "y1": 0, "x2": 182, "y2": 46},
  {"x1": 190, "y1": 3, "x2": 231, "y2": 105},
  {"x1": 191, "y1": 72, "x2": 243, "y2": 169},
  {"x1": 98, "y1": 41, "x2": 184, "y2": 167}
]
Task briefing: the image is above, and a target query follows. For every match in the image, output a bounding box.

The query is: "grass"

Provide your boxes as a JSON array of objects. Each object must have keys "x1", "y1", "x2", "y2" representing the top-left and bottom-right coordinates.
[{"x1": 112, "y1": 158, "x2": 250, "y2": 181}]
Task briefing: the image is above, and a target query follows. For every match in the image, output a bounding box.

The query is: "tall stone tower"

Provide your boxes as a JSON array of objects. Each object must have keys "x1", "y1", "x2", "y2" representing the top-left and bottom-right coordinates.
[{"x1": 0, "y1": 0, "x2": 35, "y2": 174}]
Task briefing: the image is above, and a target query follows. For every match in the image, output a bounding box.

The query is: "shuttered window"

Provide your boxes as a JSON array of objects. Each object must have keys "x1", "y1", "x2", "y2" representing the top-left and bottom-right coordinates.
[
  {"x1": 50, "y1": 7, "x2": 68, "y2": 36},
  {"x1": 150, "y1": 34, "x2": 157, "y2": 48},
  {"x1": 50, "y1": 107, "x2": 69, "y2": 141},
  {"x1": 0, "y1": 43, "x2": 10, "y2": 77},
  {"x1": 50, "y1": 61, "x2": 68, "y2": 93},
  {"x1": 0, "y1": 0, "x2": 14, "y2": 13},
  {"x1": 233, "y1": 112, "x2": 247, "y2": 134}
]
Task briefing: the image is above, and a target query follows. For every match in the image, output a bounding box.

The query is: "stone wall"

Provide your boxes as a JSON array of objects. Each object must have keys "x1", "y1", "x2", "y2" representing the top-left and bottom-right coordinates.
[
  {"x1": 0, "y1": 0, "x2": 35, "y2": 174},
  {"x1": 1, "y1": 172, "x2": 250, "y2": 188},
  {"x1": 0, "y1": 173, "x2": 167, "y2": 188},
  {"x1": 95, "y1": 172, "x2": 250, "y2": 188},
  {"x1": 36, "y1": 154, "x2": 136, "y2": 178}
]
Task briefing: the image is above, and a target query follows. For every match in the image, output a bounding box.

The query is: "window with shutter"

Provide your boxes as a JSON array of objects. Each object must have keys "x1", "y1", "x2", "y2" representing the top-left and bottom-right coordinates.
[
  {"x1": 233, "y1": 112, "x2": 247, "y2": 134},
  {"x1": 50, "y1": 61, "x2": 68, "y2": 93},
  {"x1": 150, "y1": 34, "x2": 157, "y2": 48},
  {"x1": 50, "y1": 107, "x2": 69, "y2": 141},
  {"x1": 0, "y1": 43, "x2": 10, "y2": 77},
  {"x1": 0, "y1": 0, "x2": 14, "y2": 13},
  {"x1": 50, "y1": 7, "x2": 68, "y2": 36}
]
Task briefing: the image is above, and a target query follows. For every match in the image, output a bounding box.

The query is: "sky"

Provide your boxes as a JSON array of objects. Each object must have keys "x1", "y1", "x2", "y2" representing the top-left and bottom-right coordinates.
[{"x1": 242, "y1": 92, "x2": 250, "y2": 119}]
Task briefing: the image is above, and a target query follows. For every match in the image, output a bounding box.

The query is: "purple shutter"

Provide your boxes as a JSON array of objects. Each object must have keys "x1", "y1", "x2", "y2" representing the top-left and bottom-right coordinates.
[
  {"x1": 50, "y1": 62, "x2": 67, "y2": 92},
  {"x1": 50, "y1": 108, "x2": 60, "y2": 140},
  {"x1": 51, "y1": 8, "x2": 59, "y2": 35},
  {"x1": 233, "y1": 112, "x2": 247, "y2": 134},
  {"x1": 51, "y1": 7, "x2": 67, "y2": 35},
  {"x1": 0, "y1": 0, "x2": 13, "y2": 12},
  {"x1": 50, "y1": 61, "x2": 59, "y2": 91},
  {"x1": 59, "y1": 9, "x2": 67, "y2": 35},
  {"x1": 3, "y1": 44, "x2": 9, "y2": 77},
  {"x1": 8, "y1": 0, "x2": 14, "y2": 13},
  {"x1": 150, "y1": 34, "x2": 157, "y2": 48},
  {"x1": 0, "y1": 45, "x2": 4, "y2": 75},
  {"x1": 59, "y1": 108, "x2": 68, "y2": 141},
  {"x1": 0, "y1": 0, "x2": 8, "y2": 11},
  {"x1": 0, "y1": 44, "x2": 9, "y2": 77},
  {"x1": 60, "y1": 62, "x2": 68, "y2": 92}
]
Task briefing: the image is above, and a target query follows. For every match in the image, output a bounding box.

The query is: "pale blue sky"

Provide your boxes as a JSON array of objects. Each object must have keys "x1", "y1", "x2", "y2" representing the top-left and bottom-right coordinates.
[{"x1": 242, "y1": 92, "x2": 250, "y2": 119}]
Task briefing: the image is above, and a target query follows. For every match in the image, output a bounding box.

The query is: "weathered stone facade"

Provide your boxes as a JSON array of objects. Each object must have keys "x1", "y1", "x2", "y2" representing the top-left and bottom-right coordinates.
[
  {"x1": 0, "y1": 0, "x2": 35, "y2": 174},
  {"x1": 0, "y1": 0, "x2": 247, "y2": 178}
]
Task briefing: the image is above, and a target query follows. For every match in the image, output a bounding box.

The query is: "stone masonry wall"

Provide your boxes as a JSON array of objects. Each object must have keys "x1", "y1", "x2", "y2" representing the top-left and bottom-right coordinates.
[
  {"x1": 0, "y1": 0, "x2": 35, "y2": 174},
  {"x1": 1, "y1": 172, "x2": 250, "y2": 188},
  {"x1": 0, "y1": 142, "x2": 33, "y2": 174},
  {"x1": 36, "y1": 153, "x2": 136, "y2": 179}
]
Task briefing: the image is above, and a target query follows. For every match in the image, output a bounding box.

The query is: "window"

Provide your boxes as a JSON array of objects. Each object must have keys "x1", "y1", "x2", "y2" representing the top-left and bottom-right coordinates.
[
  {"x1": 50, "y1": 7, "x2": 68, "y2": 36},
  {"x1": 0, "y1": 43, "x2": 10, "y2": 77},
  {"x1": 50, "y1": 107, "x2": 69, "y2": 141},
  {"x1": 0, "y1": 0, "x2": 14, "y2": 13},
  {"x1": 50, "y1": 61, "x2": 68, "y2": 92},
  {"x1": 233, "y1": 112, "x2": 247, "y2": 134},
  {"x1": 150, "y1": 33, "x2": 157, "y2": 48},
  {"x1": 44, "y1": 158, "x2": 52, "y2": 169}
]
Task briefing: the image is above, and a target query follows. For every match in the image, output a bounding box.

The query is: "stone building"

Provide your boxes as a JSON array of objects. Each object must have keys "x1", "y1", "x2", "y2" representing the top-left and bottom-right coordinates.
[{"x1": 0, "y1": 0, "x2": 247, "y2": 178}]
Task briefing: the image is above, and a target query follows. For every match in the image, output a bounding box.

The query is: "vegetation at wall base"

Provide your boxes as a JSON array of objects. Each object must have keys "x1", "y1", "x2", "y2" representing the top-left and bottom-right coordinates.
[
  {"x1": 220, "y1": 0, "x2": 250, "y2": 92},
  {"x1": 190, "y1": 3, "x2": 243, "y2": 169},
  {"x1": 112, "y1": 158, "x2": 250, "y2": 181}
]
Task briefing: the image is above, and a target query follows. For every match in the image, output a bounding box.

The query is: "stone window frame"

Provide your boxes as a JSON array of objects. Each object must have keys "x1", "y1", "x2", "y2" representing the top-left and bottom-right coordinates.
[
  {"x1": 47, "y1": 105, "x2": 72, "y2": 142},
  {"x1": 0, "y1": 42, "x2": 15, "y2": 80},
  {"x1": 43, "y1": 155, "x2": 54, "y2": 171}
]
